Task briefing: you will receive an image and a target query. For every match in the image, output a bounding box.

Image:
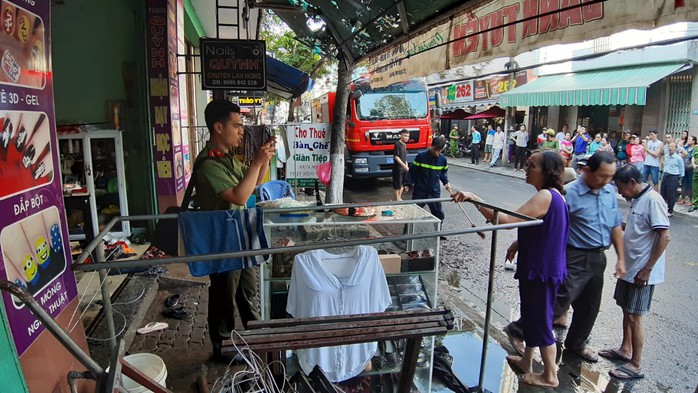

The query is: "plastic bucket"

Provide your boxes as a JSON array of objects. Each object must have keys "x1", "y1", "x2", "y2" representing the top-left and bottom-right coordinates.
[{"x1": 119, "y1": 353, "x2": 168, "y2": 393}]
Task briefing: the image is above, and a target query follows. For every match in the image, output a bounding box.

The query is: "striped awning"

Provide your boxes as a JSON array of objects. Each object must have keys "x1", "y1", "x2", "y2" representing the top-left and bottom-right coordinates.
[{"x1": 500, "y1": 64, "x2": 690, "y2": 107}]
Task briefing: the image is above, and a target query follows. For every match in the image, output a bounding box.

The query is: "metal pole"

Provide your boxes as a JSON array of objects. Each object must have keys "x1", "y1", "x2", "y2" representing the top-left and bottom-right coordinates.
[
  {"x1": 72, "y1": 219, "x2": 540, "y2": 272},
  {"x1": 0, "y1": 280, "x2": 104, "y2": 377},
  {"x1": 96, "y1": 242, "x2": 118, "y2": 352},
  {"x1": 478, "y1": 211, "x2": 499, "y2": 391}
]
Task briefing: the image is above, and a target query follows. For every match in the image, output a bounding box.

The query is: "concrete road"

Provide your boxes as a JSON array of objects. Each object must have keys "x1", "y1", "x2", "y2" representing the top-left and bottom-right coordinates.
[{"x1": 345, "y1": 166, "x2": 698, "y2": 392}]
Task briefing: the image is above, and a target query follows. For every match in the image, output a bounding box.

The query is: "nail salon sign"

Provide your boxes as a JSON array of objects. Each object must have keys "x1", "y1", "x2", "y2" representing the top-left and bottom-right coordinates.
[{"x1": 0, "y1": 0, "x2": 78, "y2": 356}]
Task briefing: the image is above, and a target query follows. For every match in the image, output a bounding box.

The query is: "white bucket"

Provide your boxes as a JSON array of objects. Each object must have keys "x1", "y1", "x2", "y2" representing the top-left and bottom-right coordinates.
[{"x1": 120, "y1": 353, "x2": 168, "y2": 393}]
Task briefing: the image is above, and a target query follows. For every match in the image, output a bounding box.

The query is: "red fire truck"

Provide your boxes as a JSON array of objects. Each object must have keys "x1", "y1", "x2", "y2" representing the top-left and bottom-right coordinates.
[{"x1": 312, "y1": 79, "x2": 432, "y2": 178}]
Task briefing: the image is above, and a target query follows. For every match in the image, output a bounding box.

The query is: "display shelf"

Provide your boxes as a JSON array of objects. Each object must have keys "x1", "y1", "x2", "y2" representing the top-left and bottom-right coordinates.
[
  {"x1": 260, "y1": 203, "x2": 441, "y2": 392},
  {"x1": 58, "y1": 130, "x2": 130, "y2": 242}
]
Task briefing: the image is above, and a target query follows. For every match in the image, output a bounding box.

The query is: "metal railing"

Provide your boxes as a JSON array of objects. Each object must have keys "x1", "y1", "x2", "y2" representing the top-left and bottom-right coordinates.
[{"x1": 2, "y1": 198, "x2": 541, "y2": 393}]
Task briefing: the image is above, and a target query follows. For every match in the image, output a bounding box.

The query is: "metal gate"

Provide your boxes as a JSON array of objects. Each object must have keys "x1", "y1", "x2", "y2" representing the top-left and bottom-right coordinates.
[{"x1": 665, "y1": 73, "x2": 692, "y2": 138}]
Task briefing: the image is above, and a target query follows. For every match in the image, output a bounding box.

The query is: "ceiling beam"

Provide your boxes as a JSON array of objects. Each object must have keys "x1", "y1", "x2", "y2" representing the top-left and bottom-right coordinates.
[{"x1": 396, "y1": 1, "x2": 410, "y2": 36}]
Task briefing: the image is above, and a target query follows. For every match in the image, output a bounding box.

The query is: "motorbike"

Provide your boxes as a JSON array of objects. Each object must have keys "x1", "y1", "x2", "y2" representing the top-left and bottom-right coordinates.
[{"x1": 444, "y1": 136, "x2": 471, "y2": 158}]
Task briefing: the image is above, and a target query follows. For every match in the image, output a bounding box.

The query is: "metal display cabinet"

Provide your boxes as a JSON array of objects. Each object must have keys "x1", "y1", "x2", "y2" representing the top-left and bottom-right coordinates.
[
  {"x1": 261, "y1": 204, "x2": 441, "y2": 392},
  {"x1": 57, "y1": 130, "x2": 130, "y2": 241}
]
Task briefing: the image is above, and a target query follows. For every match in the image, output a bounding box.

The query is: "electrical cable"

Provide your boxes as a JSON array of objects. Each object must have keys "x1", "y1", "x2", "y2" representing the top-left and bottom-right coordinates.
[{"x1": 85, "y1": 308, "x2": 127, "y2": 342}]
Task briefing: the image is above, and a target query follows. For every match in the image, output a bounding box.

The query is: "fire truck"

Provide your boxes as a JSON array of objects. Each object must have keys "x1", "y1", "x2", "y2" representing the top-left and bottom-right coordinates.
[{"x1": 312, "y1": 79, "x2": 432, "y2": 178}]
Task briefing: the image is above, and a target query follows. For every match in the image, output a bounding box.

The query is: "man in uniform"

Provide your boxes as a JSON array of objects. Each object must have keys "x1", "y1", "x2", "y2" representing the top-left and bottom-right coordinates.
[{"x1": 195, "y1": 99, "x2": 276, "y2": 361}]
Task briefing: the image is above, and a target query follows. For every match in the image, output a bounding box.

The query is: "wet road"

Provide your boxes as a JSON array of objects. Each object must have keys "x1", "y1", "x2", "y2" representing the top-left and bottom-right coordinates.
[{"x1": 345, "y1": 166, "x2": 698, "y2": 392}]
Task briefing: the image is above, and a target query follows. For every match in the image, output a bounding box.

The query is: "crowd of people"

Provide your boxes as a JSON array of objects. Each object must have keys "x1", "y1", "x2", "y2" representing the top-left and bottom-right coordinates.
[
  {"x1": 452, "y1": 150, "x2": 672, "y2": 387},
  {"x1": 450, "y1": 123, "x2": 698, "y2": 215}
]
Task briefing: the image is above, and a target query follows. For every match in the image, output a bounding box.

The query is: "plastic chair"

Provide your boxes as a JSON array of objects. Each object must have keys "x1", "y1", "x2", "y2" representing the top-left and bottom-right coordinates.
[{"x1": 259, "y1": 180, "x2": 296, "y2": 201}]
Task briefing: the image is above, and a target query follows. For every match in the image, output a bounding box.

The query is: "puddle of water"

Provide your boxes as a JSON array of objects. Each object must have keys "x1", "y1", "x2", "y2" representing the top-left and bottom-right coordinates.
[{"x1": 433, "y1": 331, "x2": 515, "y2": 393}]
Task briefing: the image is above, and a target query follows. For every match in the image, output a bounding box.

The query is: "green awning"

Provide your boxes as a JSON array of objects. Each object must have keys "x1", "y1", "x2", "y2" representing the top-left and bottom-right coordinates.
[{"x1": 500, "y1": 64, "x2": 689, "y2": 107}]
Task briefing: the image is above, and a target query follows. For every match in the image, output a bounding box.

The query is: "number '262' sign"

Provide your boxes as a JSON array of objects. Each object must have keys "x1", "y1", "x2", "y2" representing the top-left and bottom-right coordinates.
[{"x1": 200, "y1": 39, "x2": 266, "y2": 91}]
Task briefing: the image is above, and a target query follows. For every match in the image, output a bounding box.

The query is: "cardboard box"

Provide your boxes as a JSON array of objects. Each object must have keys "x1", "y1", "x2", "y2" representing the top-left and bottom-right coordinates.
[{"x1": 379, "y1": 254, "x2": 401, "y2": 274}]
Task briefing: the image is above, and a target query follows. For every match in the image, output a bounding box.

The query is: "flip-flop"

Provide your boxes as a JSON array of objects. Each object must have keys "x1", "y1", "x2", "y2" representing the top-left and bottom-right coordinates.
[
  {"x1": 503, "y1": 325, "x2": 525, "y2": 356},
  {"x1": 137, "y1": 322, "x2": 168, "y2": 334},
  {"x1": 609, "y1": 365, "x2": 644, "y2": 380},
  {"x1": 163, "y1": 307, "x2": 192, "y2": 320},
  {"x1": 599, "y1": 348, "x2": 631, "y2": 362},
  {"x1": 165, "y1": 293, "x2": 181, "y2": 307}
]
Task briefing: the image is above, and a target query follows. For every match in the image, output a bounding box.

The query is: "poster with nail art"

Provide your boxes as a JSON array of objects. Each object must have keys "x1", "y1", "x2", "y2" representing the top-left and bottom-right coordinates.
[
  {"x1": 0, "y1": 1, "x2": 46, "y2": 89},
  {"x1": 0, "y1": 0, "x2": 80, "y2": 358},
  {"x1": 0, "y1": 110, "x2": 52, "y2": 199},
  {"x1": 1, "y1": 207, "x2": 67, "y2": 309}
]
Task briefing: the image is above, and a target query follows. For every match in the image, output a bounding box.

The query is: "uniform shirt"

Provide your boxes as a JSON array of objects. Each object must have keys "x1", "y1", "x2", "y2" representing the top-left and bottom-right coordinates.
[
  {"x1": 622, "y1": 186, "x2": 669, "y2": 285},
  {"x1": 393, "y1": 140, "x2": 407, "y2": 173},
  {"x1": 287, "y1": 246, "x2": 391, "y2": 382},
  {"x1": 194, "y1": 142, "x2": 248, "y2": 211},
  {"x1": 565, "y1": 176, "x2": 621, "y2": 249},
  {"x1": 644, "y1": 139, "x2": 662, "y2": 167},
  {"x1": 471, "y1": 130, "x2": 482, "y2": 144},
  {"x1": 408, "y1": 150, "x2": 449, "y2": 196},
  {"x1": 541, "y1": 139, "x2": 559, "y2": 151}
]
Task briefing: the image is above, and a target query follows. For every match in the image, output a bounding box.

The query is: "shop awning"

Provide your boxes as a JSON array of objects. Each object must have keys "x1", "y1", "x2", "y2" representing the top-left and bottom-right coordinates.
[
  {"x1": 440, "y1": 109, "x2": 471, "y2": 120},
  {"x1": 500, "y1": 64, "x2": 690, "y2": 107},
  {"x1": 465, "y1": 106, "x2": 506, "y2": 119},
  {"x1": 265, "y1": 55, "x2": 313, "y2": 100}
]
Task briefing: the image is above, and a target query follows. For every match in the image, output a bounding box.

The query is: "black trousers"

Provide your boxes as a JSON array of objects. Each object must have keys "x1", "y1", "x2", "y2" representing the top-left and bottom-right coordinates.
[
  {"x1": 660, "y1": 174, "x2": 680, "y2": 213},
  {"x1": 414, "y1": 192, "x2": 444, "y2": 221},
  {"x1": 208, "y1": 266, "x2": 261, "y2": 352},
  {"x1": 507, "y1": 247, "x2": 606, "y2": 352},
  {"x1": 514, "y1": 146, "x2": 527, "y2": 170},
  {"x1": 470, "y1": 144, "x2": 480, "y2": 164}
]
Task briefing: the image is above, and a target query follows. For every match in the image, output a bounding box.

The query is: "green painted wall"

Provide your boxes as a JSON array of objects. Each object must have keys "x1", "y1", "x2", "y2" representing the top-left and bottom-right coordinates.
[
  {"x1": 52, "y1": 0, "x2": 156, "y2": 218},
  {"x1": 0, "y1": 301, "x2": 29, "y2": 393}
]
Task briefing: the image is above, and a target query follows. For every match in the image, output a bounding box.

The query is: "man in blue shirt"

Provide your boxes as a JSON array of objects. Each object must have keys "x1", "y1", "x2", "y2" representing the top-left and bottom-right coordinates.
[
  {"x1": 659, "y1": 142, "x2": 685, "y2": 216},
  {"x1": 406, "y1": 136, "x2": 452, "y2": 237},
  {"x1": 504, "y1": 152, "x2": 626, "y2": 363},
  {"x1": 470, "y1": 126, "x2": 481, "y2": 164},
  {"x1": 571, "y1": 126, "x2": 590, "y2": 168}
]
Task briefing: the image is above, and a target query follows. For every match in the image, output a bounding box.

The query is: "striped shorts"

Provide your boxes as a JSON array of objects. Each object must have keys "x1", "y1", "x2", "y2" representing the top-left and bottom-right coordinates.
[{"x1": 614, "y1": 279, "x2": 655, "y2": 315}]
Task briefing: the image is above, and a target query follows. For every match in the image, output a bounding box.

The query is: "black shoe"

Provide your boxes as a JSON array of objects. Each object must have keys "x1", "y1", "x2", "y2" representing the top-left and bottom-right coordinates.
[{"x1": 689, "y1": 206, "x2": 697, "y2": 213}]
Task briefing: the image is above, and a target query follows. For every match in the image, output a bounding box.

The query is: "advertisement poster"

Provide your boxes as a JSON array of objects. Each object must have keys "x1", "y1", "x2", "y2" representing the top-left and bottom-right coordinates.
[
  {"x1": 0, "y1": 0, "x2": 78, "y2": 356},
  {"x1": 285, "y1": 123, "x2": 330, "y2": 187}
]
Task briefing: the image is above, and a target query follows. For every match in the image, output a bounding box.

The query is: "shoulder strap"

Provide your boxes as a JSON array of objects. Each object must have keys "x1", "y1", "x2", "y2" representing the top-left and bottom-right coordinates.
[{"x1": 179, "y1": 156, "x2": 219, "y2": 211}]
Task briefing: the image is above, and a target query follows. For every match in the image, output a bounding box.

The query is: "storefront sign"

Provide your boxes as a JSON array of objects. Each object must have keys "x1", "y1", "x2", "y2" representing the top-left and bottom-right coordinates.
[
  {"x1": 474, "y1": 71, "x2": 530, "y2": 100},
  {"x1": 238, "y1": 96, "x2": 264, "y2": 107},
  {"x1": 200, "y1": 39, "x2": 266, "y2": 90},
  {"x1": 285, "y1": 123, "x2": 330, "y2": 187},
  {"x1": 147, "y1": 0, "x2": 185, "y2": 205},
  {"x1": 0, "y1": 0, "x2": 78, "y2": 357},
  {"x1": 370, "y1": 0, "x2": 698, "y2": 87}
]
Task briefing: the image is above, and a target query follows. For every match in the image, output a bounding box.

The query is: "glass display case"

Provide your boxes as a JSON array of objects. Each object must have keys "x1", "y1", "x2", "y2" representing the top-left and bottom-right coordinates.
[
  {"x1": 261, "y1": 203, "x2": 441, "y2": 392},
  {"x1": 57, "y1": 130, "x2": 130, "y2": 241}
]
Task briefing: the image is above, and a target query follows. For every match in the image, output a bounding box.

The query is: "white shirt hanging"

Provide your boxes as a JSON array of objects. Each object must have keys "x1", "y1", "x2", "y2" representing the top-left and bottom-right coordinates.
[{"x1": 286, "y1": 245, "x2": 391, "y2": 382}]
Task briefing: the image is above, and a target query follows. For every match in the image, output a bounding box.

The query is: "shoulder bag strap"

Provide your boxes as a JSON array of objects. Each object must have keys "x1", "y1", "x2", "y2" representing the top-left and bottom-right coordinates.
[{"x1": 179, "y1": 156, "x2": 218, "y2": 212}]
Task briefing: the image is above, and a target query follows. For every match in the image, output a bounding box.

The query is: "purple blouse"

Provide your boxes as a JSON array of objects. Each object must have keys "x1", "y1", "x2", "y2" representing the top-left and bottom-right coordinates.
[{"x1": 515, "y1": 189, "x2": 569, "y2": 284}]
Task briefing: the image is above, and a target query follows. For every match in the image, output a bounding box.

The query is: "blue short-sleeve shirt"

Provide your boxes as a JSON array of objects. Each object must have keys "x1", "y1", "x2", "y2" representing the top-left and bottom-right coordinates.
[{"x1": 565, "y1": 176, "x2": 622, "y2": 249}]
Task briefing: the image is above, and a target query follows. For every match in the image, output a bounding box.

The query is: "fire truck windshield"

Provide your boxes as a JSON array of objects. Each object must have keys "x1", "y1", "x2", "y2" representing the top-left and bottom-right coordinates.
[{"x1": 355, "y1": 91, "x2": 428, "y2": 121}]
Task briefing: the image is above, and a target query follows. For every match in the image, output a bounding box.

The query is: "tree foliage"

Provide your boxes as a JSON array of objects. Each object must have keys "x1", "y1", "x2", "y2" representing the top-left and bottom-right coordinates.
[{"x1": 260, "y1": 13, "x2": 334, "y2": 109}]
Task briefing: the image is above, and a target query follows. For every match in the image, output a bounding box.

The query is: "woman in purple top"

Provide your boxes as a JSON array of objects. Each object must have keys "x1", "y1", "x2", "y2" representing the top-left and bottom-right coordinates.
[{"x1": 453, "y1": 150, "x2": 569, "y2": 388}]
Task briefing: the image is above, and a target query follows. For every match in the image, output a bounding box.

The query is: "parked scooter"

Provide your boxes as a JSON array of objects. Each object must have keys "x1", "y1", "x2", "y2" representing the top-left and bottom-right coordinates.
[{"x1": 445, "y1": 136, "x2": 471, "y2": 158}]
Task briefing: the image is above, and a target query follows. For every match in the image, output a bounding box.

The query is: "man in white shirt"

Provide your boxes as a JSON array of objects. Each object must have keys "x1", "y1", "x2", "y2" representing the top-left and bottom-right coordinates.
[
  {"x1": 599, "y1": 165, "x2": 670, "y2": 381},
  {"x1": 642, "y1": 129, "x2": 663, "y2": 191},
  {"x1": 489, "y1": 126, "x2": 506, "y2": 167}
]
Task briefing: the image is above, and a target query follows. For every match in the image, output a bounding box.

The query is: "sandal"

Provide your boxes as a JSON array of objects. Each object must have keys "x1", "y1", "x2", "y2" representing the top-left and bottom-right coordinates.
[
  {"x1": 137, "y1": 321, "x2": 168, "y2": 334},
  {"x1": 165, "y1": 293, "x2": 181, "y2": 307},
  {"x1": 163, "y1": 306, "x2": 192, "y2": 320}
]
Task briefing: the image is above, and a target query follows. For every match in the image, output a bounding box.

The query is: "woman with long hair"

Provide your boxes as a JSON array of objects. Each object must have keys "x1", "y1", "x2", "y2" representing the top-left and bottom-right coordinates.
[
  {"x1": 453, "y1": 150, "x2": 569, "y2": 388},
  {"x1": 678, "y1": 130, "x2": 689, "y2": 148}
]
